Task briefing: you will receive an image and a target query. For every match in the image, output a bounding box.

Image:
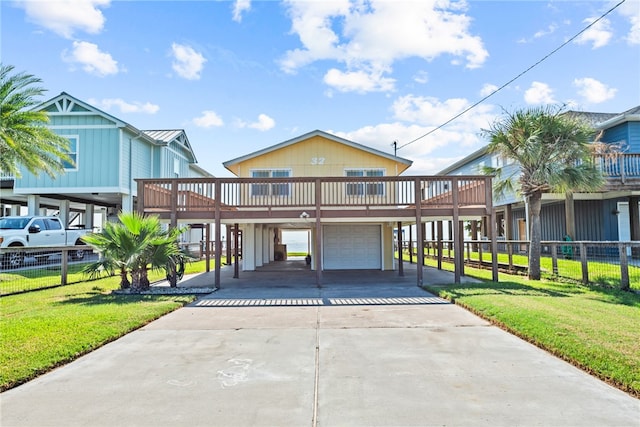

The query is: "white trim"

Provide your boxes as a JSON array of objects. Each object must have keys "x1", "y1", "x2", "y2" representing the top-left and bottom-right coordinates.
[
  {"x1": 49, "y1": 125, "x2": 119, "y2": 130},
  {"x1": 13, "y1": 186, "x2": 125, "y2": 194}
]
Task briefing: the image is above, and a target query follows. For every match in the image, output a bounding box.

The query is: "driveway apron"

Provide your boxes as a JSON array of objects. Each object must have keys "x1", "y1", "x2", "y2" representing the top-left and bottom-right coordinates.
[{"x1": 2, "y1": 264, "x2": 639, "y2": 426}]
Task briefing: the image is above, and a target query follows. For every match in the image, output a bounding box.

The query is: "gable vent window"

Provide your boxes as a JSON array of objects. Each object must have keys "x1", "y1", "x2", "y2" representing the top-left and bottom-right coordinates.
[
  {"x1": 251, "y1": 169, "x2": 290, "y2": 197},
  {"x1": 345, "y1": 169, "x2": 385, "y2": 196}
]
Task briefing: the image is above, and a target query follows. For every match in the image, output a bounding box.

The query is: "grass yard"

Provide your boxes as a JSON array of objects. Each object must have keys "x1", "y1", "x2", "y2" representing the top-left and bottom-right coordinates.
[
  {"x1": 423, "y1": 264, "x2": 640, "y2": 397},
  {"x1": 0, "y1": 276, "x2": 195, "y2": 391}
]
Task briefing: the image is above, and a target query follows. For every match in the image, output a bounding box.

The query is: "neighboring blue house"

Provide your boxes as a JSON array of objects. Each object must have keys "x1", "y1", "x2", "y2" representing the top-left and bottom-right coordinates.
[
  {"x1": 437, "y1": 106, "x2": 640, "y2": 245},
  {"x1": 0, "y1": 92, "x2": 213, "y2": 230}
]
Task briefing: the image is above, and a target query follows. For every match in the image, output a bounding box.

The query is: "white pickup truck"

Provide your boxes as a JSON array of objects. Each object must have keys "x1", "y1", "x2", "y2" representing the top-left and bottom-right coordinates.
[{"x1": 0, "y1": 216, "x2": 90, "y2": 268}]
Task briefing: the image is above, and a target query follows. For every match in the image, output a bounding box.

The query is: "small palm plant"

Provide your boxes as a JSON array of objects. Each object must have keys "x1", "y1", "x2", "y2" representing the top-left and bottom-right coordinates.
[{"x1": 82, "y1": 212, "x2": 189, "y2": 291}]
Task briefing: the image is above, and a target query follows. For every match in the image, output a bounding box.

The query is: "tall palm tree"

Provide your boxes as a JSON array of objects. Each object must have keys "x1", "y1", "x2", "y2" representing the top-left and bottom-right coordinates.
[
  {"x1": 82, "y1": 212, "x2": 188, "y2": 291},
  {"x1": 0, "y1": 63, "x2": 73, "y2": 177},
  {"x1": 484, "y1": 106, "x2": 604, "y2": 280}
]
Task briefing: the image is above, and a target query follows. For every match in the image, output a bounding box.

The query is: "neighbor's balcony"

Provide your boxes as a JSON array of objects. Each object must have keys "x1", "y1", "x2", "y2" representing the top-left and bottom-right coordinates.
[
  {"x1": 594, "y1": 153, "x2": 640, "y2": 186},
  {"x1": 136, "y1": 175, "x2": 493, "y2": 222}
]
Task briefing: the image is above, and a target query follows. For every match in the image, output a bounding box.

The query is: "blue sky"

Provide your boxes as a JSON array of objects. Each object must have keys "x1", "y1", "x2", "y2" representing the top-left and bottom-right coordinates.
[{"x1": 2, "y1": 0, "x2": 639, "y2": 177}]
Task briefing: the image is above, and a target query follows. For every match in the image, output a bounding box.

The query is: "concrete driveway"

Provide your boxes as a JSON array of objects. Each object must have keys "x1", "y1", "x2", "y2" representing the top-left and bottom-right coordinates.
[{"x1": 2, "y1": 263, "x2": 639, "y2": 426}]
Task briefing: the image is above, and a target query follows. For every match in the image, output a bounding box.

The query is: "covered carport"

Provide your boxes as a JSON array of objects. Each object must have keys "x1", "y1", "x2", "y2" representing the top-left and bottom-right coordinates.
[{"x1": 136, "y1": 175, "x2": 499, "y2": 288}]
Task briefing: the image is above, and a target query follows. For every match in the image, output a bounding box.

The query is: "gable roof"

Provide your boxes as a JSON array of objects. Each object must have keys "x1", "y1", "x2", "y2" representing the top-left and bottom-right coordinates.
[
  {"x1": 223, "y1": 129, "x2": 412, "y2": 170},
  {"x1": 36, "y1": 92, "x2": 158, "y2": 145},
  {"x1": 36, "y1": 93, "x2": 205, "y2": 167},
  {"x1": 143, "y1": 129, "x2": 197, "y2": 163}
]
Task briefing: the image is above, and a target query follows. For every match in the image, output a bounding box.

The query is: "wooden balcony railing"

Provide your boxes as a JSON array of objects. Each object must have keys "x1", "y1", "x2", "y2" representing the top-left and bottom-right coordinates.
[{"x1": 136, "y1": 175, "x2": 493, "y2": 221}]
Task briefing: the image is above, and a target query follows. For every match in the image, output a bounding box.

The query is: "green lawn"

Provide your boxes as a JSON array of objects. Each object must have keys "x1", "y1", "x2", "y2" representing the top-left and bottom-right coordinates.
[
  {"x1": 422, "y1": 264, "x2": 640, "y2": 397},
  {"x1": 0, "y1": 275, "x2": 195, "y2": 391}
]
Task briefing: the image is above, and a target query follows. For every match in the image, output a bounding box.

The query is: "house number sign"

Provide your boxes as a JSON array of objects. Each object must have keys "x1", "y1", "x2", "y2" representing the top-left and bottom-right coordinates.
[{"x1": 311, "y1": 157, "x2": 325, "y2": 165}]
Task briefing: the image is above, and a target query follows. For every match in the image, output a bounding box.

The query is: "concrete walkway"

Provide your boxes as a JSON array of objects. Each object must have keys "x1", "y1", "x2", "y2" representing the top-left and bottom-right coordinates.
[{"x1": 2, "y1": 262, "x2": 639, "y2": 426}]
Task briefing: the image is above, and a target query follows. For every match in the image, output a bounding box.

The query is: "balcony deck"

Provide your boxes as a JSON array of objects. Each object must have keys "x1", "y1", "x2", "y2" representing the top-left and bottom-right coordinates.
[{"x1": 136, "y1": 175, "x2": 495, "y2": 223}]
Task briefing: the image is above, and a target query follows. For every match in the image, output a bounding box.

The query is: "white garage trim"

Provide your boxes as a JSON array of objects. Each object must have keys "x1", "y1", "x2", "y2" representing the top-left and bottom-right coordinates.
[{"x1": 323, "y1": 224, "x2": 381, "y2": 270}]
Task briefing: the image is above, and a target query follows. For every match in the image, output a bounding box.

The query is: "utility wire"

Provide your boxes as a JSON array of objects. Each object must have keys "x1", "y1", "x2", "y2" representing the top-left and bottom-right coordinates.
[{"x1": 397, "y1": 0, "x2": 627, "y2": 150}]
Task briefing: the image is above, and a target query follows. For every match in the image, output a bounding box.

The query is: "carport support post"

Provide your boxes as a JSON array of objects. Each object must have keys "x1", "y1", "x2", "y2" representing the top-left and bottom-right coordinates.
[
  {"x1": 214, "y1": 180, "x2": 222, "y2": 288},
  {"x1": 233, "y1": 223, "x2": 239, "y2": 279},
  {"x1": 414, "y1": 178, "x2": 423, "y2": 286},
  {"x1": 397, "y1": 221, "x2": 404, "y2": 276},
  {"x1": 452, "y1": 177, "x2": 461, "y2": 284},
  {"x1": 315, "y1": 178, "x2": 323, "y2": 286}
]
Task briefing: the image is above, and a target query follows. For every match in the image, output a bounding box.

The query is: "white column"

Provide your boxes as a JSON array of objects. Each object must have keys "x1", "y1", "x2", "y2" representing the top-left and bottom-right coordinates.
[
  {"x1": 263, "y1": 226, "x2": 270, "y2": 264},
  {"x1": 27, "y1": 195, "x2": 40, "y2": 216},
  {"x1": 242, "y1": 224, "x2": 256, "y2": 271},
  {"x1": 268, "y1": 227, "x2": 275, "y2": 262},
  {"x1": 10, "y1": 205, "x2": 21, "y2": 215},
  {"x1": 84, "y1": 204, "x2": 95, "y2": 230},
  {"x1": 121, "y1": 194, "x2": 133, "y2": 213},
  {"x1": 59, "y1": 200, "x2": 70, "y2": 227},
  {"x1": 255, "y1": 224, "x2": 263, "y2": 268}
]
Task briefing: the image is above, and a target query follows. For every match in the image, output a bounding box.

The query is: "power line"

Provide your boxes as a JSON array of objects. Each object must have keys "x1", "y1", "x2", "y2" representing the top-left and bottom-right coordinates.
[{"x1": 397, "y1": 0, "x2": 627, "y2": 150}]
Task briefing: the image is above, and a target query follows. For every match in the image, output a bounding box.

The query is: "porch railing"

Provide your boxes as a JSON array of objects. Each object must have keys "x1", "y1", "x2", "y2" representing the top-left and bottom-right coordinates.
[
  {"x1": 594, "y1": 153, "x2": 640, "y2": 183},
  {"x1": 137, "y1": 175, "x2": 493, "y2": 215}
]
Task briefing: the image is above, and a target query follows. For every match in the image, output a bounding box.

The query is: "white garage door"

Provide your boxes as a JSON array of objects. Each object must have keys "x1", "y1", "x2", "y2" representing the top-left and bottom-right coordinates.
[{"x1": 323, "y1": 224, "x2": 381, "y2": 270}]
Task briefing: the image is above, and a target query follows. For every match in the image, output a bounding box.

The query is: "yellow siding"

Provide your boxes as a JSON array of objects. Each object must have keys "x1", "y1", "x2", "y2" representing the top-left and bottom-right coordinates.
[{"x1": 228, "y1": 135, "x2": 409, "y2": 177}]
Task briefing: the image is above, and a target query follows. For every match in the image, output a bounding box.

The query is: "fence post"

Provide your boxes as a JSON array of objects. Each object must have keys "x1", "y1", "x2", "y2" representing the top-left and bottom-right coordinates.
[
  {"x1": 551, "y1": 243, "x2": 558, "y2": 275},
  {"x1": 61, "y1": 248, "x2": 68, "y2": 286},
  {"x1": 619, "y1": 243, "x2": 630, "y2": 291},
  {"x1": 508, "y1": 241, "x2": 514, "y2": 272},
  {"x1": 580, "y1": 242, "x2": 589, "y2": 284}
]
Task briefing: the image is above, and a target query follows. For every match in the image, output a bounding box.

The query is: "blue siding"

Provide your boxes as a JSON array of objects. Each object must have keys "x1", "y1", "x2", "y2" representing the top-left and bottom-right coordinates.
[{"x1": 15, "y1": 127, "x2": 121, "y2": 190}]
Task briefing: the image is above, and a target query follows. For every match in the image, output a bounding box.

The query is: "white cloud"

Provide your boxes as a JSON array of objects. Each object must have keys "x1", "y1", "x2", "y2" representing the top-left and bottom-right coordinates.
[
  {"x1": 62, "y1": 41, "x2": 120, "y2": 76},
  {"x1": 279, "y1": 0, "x2": 488, "y2": 93},
  {"x1": 413, "y1": 71, "x2": 429, "y2": 84},
  {"x1": 235, "y1": 114, "x2": 276, "y2": 131},
  {"x1": 480, "y1": 83, "x2": 499, "y2": 97},
  {"x1": 524, "y1": 81, "x2": 556, "y2": 105},
  {"x1": 329, "y1": 95, "x2": 497, "y2": 174},
  {"x1": 249, "y1": 114, "x2": 275, "y2": 131},
  {"x1": 171, "y1": 43, "x2": 206, "y2": 80},
  {"x1": 574, "y1": 17, "x2": 612, "y2": 49},
  {"x1": 618, "y1": 1, "x2": 640, "y2": 45},
  {"x1": 92, "y1": 98, "x2": 159, "y2": 114},
  {"x1": 573, "y1": 77, "x2": 617, "y2": 104},
  {"x1": 232, "y1": 0, "x2": 251, "y2": 22},
  {"x1": 323, "y1": 68, "x2": 395, "y2": 93},
  {"x1": 193, "y1": 111, "x2": 224, "y2": 128},
  {"x1": 534, "y1": 23, "x2": 558, "y2": 39},
  {"x1": 16, "y1": 0, "x2": 109, "y2": 38}
]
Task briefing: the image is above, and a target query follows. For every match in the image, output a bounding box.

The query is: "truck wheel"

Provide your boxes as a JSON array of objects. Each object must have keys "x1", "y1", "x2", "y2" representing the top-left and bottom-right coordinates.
[
  {"x1": 70, "y1": 241, "x2": 85, "y2": 261},
  {"x1": 3, "y1": 251, "x2": 24, "y2": 269}
]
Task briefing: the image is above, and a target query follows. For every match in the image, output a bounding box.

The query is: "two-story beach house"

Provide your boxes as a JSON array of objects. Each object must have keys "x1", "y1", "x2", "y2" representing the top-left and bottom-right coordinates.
[
  {"x1": 0, "y1": 92, "x2": 213, "y2": 237},
  {"x1": 136, "y1": 130, "x2": 498, "y2": 286},
  {"x1": 437, "y1": 106, "x2": 640, "y2": 247}
]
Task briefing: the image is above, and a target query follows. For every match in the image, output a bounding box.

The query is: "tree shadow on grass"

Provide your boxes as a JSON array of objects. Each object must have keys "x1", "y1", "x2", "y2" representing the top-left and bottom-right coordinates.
[
  {"x1": 427, "y1": 278, "x2": 640, "y2": 307},
  {"x1": 426, "y1": 280, "x2": 573, "y2": 300},
  {"x1": 56, "y1": 287, "x2": 194, "y2": 307}
]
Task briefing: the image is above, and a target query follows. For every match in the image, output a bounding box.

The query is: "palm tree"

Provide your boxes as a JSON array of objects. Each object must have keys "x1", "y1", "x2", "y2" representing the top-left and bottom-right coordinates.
[
  {"x1": 82, "y1": 212, "x2": 188, "y2": 291},
  {"x1": 484, "y1": 106, "x2": 604, "y2": 280},
  {"x1": 0, "y1": 63, "x2": 74, "y2": 177}
]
